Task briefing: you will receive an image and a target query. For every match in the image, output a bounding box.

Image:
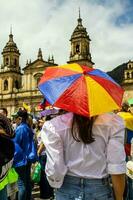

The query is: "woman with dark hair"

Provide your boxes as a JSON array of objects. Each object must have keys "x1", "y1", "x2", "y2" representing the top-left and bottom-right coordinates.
[{"x1": 41, "y1": 111, "x2": 126, "y2": 200}]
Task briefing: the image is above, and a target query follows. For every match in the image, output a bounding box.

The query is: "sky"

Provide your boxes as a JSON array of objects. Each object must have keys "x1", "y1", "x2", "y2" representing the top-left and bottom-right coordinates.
[{"x1": 0, "y1": 0, "x2": 133, "y2": 72}]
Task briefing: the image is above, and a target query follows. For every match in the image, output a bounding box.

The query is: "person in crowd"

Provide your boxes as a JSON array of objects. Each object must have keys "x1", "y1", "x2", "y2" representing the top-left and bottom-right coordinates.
[
  {"x1": 0, "y1": 107, "x2": 8, "y2": 116},
  {"x1": 0, "y1": 107, "x2": 18, "y2": 200},
  {"x1": 12, "y1": 109, "x2": 37, "y2": 200},
  {"x1": 118, "y1": 102, "x2": 133, "y2": 200},
  {"x1": 117, "y1": 102, "x2": 132, "y2": 157},
  {"x1": 41, "y1": 110, "x2": 126, "y2": 200},
  {"x1": 37, "y1": 118, "x2": 54, "y2": 200},
  {"x1": 0, "y1": 113, "x2": 16, "y2": 200},
  {"x1": 121, "y1": 102, "x2": 130, "y2": 112}
]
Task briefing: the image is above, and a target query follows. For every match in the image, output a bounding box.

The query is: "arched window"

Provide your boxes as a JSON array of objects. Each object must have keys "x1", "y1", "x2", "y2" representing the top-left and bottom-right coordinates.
[
  {"x1": 34, "y1": 73, "x2": 43, "y2": 88},
  {"x1": 4, "y1": 80, "x2": 8, "y2": 90},
  {"x1": 14, "y1": 58, "x2": 17, "y2": 66},
  {"x1": 6, "y1": 57, "x2": 9, "y2": 65},
  {"x1": 76, "y1": 44, "x2": 80, "y2": 53},
  {"x1": 129, "y1": 64, "x2": 132, "y2": 69},
  {"x1": 14, "y1": 80, "x2": 19, "y2": 89},
  {"x1": 127, "y1": 72, "x2": 130, "y2": 79}
]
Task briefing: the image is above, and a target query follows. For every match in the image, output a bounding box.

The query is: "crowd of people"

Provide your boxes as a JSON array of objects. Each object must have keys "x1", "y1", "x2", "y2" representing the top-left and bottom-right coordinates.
[
  {"x1": 0, "y1": 101, "x2": 133, "y2": 200},
  {"x1": 0, "y1": 107, "x2": 54, "y2": 200}
]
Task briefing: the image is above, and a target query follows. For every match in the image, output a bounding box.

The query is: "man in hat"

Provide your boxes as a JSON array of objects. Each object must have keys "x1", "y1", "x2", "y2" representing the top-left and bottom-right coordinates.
[{"x1": 12, "y1": 109, "x2": 37, "y2": 200}]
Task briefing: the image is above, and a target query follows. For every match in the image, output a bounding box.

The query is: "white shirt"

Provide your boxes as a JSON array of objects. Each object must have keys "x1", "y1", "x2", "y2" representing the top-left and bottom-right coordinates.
[{"x1": 41, "y1": 112, "x2": 126, "y2": 188}]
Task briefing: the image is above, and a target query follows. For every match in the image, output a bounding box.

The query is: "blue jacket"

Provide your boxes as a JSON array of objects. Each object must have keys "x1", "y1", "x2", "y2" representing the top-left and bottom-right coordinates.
[{"x1": 13, "y1": 122, "x2": 36, "y2": 167}]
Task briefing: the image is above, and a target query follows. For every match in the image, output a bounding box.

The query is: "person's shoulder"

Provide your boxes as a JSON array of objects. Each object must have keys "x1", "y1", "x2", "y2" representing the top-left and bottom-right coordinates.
[
  {"x1": 44, "y1": 112, "x2": 73, "y2": 131},
  {"x1": 16, "y1": 122, "x2": 25, "y2": 128},
  {"x1": 95, "y1": 112, "x2": 124, "y2": 127},
  {"x1": 16, "y1": 122, "x2": 30, "y2": 132}
]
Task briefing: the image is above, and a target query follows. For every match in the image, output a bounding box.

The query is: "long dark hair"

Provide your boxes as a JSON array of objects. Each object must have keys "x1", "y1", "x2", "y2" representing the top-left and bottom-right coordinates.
[{"x1": 72, "y1": 114, "x2": 95, "y2": 144}]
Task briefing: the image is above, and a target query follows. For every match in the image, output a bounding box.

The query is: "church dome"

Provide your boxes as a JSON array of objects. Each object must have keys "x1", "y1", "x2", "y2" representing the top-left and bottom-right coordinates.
[
  {"x1": 70, "y1": 15, "x2": 90, "y2": 41},
  {"x1": 2, "y1": 33, "x2": 20, "y2": 54}
]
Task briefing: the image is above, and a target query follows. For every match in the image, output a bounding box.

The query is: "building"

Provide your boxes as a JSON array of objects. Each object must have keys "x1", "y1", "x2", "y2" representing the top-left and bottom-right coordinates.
[
  {"x1": 122, "y1": 60, "x2": 133, "y2": 101},
  {"x1": 108, "y1": 61, "x2": 133, "y2": 102},
  {"x1": 67, "y1": 10, "x2": 94, "y2": 67},
  {"x1": 0, "y1": 13, "x2": 93, "y2": 117},
  {"x1": 0, "y1": 31, "x2": 57, "y2": 117}
]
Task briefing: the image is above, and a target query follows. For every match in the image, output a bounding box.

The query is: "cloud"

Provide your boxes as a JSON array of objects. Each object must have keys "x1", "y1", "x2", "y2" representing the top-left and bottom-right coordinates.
[{"x1": 0, "y1": 0, "x2": 133, "y2": 72}]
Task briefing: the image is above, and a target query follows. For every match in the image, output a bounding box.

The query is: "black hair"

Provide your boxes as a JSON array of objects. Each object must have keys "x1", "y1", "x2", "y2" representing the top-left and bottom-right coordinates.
[
  {"x1": 72, "y1": 114, "x2": 95, "y2": 144},
  {"x1": 17, "y1": 109, "x2": 28, "y2": 122},
  {"x1": 121, "y1": 102, "x2": 129, "y2": 112},
  {"x1": 45, "y1": 109, "x2": 67, "y2": 121}
]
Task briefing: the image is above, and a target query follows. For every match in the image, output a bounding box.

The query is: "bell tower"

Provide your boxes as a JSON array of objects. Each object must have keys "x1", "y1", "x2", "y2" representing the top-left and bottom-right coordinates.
[
  {"x1": 68, "y1": 10, "x2": 94, "y2": 67},
  {"x1": 0, "y1": 29, "x2": 22, "y2": 94},
  {"x1": 1, "y1": 28, "x2": 20, "y2": 72}
]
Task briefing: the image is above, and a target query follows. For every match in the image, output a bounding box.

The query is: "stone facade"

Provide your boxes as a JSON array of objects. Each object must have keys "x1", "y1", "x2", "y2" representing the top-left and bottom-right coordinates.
[{"x1": 0, "y1": 32, "x2": 57, "y2": 117}]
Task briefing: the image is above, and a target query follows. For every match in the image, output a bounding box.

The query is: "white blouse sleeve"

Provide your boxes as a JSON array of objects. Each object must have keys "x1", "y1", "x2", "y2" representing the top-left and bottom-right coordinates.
[
  {"x1": 41, "y1": 120, "x2": 67, "y2": 188},
  {"x1": 107, "y1": 115, "x2": 126, "y2": 174}
]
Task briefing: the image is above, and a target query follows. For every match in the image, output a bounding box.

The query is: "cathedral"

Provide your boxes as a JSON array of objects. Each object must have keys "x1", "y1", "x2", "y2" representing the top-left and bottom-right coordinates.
[
  {"x1": 0, "y1": 13, "x2": 132, "y2": 117},
  {"x1": 0, "y1": 13, "x2": 94, "y2": 117}
]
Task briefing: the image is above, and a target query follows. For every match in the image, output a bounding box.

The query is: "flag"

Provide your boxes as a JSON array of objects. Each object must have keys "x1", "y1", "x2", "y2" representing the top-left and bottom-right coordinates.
[{"x1": 23, "y1": 102, "x2": 31, "y2": 113}]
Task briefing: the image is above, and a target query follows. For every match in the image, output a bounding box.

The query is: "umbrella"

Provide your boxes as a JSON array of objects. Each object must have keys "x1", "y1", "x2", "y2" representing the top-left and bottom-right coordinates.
[
  {"x1": 128, "y1": 98, "x2": 133, "y2": 106},
  {"x1": 38, "y1": 63, "x2": 124, "y2": 117},
  {"x1": 118, "y1": 112, "x2": 133, "y2": 131},
  {"x1": 118, "y1": 112, "x2": 133, "y2": 156}
]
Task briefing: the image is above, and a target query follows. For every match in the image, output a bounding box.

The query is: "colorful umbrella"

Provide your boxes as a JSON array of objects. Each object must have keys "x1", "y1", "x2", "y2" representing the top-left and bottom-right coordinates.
[
  {"x1": 38, "y1": 63, "x2": 124, "y2": 117},
  {"x1": 117, "y1": 112, "x2": 133, "y2": 155},
  {"x1": 118, "y1": 112, "x2": 133, "y2": 131}
]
